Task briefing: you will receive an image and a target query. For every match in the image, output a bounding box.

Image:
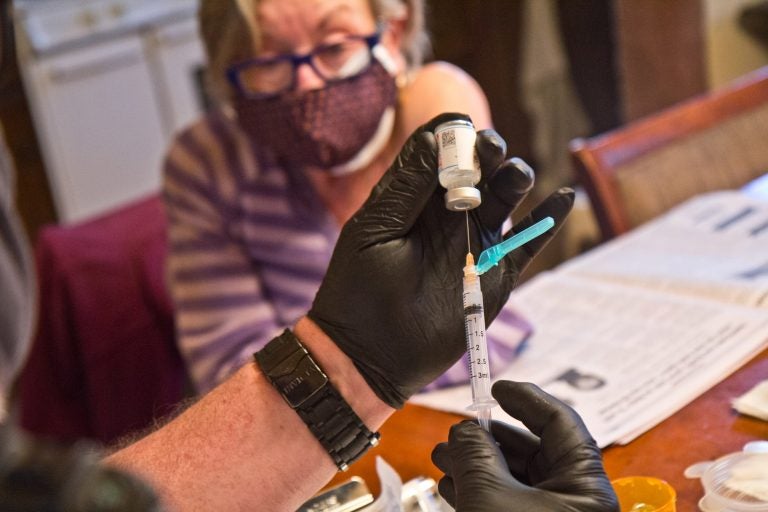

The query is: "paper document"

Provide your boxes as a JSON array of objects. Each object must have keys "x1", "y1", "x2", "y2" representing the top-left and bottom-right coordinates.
[
  {"x1": 412, "y1": 191, "x2": 768, "y2": 447},
  {"x1": 561, "y1": 190, "x2": 768, "y2": 307}
]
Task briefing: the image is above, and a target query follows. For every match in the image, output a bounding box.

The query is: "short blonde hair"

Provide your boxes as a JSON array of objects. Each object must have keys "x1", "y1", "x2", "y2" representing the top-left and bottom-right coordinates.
[{"x1": 198, "y1": 0, "x2": 429, "y2": 105}]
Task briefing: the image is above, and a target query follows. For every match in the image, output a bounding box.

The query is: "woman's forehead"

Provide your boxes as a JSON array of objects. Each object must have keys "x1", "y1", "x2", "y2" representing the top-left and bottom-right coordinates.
[{"x1": 257, "y1": 0, "x2": 374, "y2": 32}]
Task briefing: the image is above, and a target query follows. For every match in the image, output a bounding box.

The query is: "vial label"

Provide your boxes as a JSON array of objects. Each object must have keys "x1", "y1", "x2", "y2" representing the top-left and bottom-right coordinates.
[
  {"x1": 436, "y1": 121, "x2": 476, "y2": 176},
  {"x1": 440, "y1": 130, "x2": 457, "y2": 148},
  {"x1": 435, "y1": 119, "x2": 482, "y2": 211}
]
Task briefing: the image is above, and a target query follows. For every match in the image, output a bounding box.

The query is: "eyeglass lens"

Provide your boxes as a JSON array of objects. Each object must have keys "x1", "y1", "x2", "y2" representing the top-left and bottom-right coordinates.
[{"x1": 236, "y1": 38, "x2": 373, "y2": 96}]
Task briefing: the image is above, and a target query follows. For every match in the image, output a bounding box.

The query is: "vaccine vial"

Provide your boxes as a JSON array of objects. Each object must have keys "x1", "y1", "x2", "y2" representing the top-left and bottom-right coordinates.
[{"x1": 435, "y1": 119, "x2": 482, "y2": 211}]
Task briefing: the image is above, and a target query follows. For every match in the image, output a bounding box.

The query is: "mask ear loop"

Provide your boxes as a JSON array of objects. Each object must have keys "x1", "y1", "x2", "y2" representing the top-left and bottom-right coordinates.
[
  {"x1": 372, "y1": 44, "x2": 408, "y2": 89},
  {"x1": 372, "y1": 44, "x2": 397, "y2": 75}
]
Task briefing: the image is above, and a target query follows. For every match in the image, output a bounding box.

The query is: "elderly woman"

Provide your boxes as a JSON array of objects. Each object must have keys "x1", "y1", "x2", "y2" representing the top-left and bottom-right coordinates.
[{"x1": 164, "y1": 0, "x2": 532, "y2": 393}]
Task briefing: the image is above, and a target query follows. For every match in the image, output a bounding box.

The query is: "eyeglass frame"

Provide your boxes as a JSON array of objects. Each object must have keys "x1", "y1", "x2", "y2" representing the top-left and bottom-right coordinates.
[{"x1": 226, "y1": 28, "x2": 383, "y2": 99}]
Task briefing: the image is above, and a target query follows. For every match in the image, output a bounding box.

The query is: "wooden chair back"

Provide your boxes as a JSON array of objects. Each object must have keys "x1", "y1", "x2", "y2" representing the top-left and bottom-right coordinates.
[{"x1": 570, "y1": 66, "x2": 768, "y2": 240}]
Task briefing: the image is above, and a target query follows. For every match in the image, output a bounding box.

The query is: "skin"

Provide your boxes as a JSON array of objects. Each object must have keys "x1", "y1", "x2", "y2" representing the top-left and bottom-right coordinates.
[
  {"x1": 254, "y1": 0, "x2": 492, "y2": 225},
  {"x1": 106, "y1": 317, "x2": 392, "y2": 511}
]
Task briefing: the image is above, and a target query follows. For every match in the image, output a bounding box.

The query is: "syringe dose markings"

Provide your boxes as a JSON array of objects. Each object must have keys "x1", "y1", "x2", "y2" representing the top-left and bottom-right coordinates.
[{"x1": 464, "y1": 314, "x2": 489, "y2": 378}]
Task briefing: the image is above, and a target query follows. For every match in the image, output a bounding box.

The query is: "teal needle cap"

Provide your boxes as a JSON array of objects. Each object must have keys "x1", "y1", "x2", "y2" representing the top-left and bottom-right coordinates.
[{"x1": 476, "y1": 217, "x2": 555, "y2": 275}]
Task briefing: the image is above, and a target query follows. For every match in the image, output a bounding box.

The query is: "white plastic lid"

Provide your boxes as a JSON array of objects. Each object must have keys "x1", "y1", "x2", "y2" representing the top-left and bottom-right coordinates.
[{"x1": 685, "y1": 443, "x2": 768, "y2": 511}]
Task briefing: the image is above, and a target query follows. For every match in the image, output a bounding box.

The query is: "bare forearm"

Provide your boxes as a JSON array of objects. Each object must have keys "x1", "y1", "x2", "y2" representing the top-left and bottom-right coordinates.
[{"x1": 105, "y1": 317, "x2": 393, "y2": 511}]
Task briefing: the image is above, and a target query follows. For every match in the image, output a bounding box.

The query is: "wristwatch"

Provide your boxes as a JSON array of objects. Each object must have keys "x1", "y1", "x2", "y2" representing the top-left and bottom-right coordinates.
[{"x1": 254, "y1": 329, "x2": 380, "y2": 471}]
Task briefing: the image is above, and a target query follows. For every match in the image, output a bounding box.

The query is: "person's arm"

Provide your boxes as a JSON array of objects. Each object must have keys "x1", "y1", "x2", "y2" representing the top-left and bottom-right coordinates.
[
  {"x1": 109, "y1": 113, "x2": 574, "y2": 511},
  {"x1": 105, "y1": 317, "x2": 391, "y2": 511},
  {"x1": 163, "y1": 119, "x2": 282, "y2": 392}
]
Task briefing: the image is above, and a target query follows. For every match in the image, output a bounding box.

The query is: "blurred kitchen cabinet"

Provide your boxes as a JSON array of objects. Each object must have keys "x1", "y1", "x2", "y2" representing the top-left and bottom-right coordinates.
[
  {"x1": 147, "y1": 16, "x2": 205, "y2": 135},
  {"x1": 20, "y1": 35, "x2": 167, "y2": 223},
  {"x1": 14, "y1": 0, "x2": 205, "y2": 224}
]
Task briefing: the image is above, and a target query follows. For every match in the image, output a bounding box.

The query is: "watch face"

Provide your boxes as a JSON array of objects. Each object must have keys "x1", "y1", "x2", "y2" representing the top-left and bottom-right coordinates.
[{"x1": 274, "y1": 353, "x2": 328, "y2": 407}]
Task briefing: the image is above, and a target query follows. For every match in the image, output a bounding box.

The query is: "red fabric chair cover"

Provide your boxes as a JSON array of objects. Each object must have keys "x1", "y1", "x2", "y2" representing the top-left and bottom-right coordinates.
[{"x1": 16, "y1": 195, "x2": 187, "y2": 445}]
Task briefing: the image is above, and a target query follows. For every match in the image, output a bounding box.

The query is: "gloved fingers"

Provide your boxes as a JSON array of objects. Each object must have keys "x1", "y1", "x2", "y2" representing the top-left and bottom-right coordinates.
[
  {"x1": 434, "y1": 421, "x2": 530, "y2": 506},
  {"x1": 477, "y1": 188, "x2": 572, "y2": 294},
  {"x1": 432, "y1": 421, "x2": 505, "y2": 477},
  {"x1": 432, "y1": 438, "x2": 459, "y2": 506},
  {"x1": 490, "y1": 421, "x2": 541, "y2": 481},
  {"x1": 437, "y1": 476, "x2": 457, "y2": 509},
  {"x1": 353, "y1": 128, "x2": 438, "y2": 242},
  {"x1": 431, "y1": 440, "x2": 453, "y2": 476},
  {"x1": 492, "y1": 380, "x2": 586, "y2": 435},
  {"x1": 504, "y1": 187, "x2": 575, "y2": 275},
  {"x1": 475, "y1": 129, "x2": 507, "y2": 182},
  {"x1": 449, "y1": 421, "x2": 521, "y2": 479},
  {"x1": 492, "y1": 381, "x2": 596, "y2": 464},
  {"x1": 476, "y1": 157, "x2": 535, "y2": 233}
]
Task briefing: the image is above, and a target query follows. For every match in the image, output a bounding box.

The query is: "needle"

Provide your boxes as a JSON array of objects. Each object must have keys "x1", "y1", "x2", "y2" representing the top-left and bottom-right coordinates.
[{"x1": 466, "y1": 211, "x2": 471, "y2": 254}]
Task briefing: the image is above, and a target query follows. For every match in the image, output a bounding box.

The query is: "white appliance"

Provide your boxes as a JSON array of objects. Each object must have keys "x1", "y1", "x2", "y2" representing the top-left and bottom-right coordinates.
[{"x1": 14, "y1": 0, "x2": 205, "y2": 223}]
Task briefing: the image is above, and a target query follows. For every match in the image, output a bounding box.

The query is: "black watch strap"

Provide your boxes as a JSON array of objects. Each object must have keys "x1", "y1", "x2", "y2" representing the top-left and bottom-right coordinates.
[{"x1": 254, "y1": 329, "x2": 380, "y2": 471}]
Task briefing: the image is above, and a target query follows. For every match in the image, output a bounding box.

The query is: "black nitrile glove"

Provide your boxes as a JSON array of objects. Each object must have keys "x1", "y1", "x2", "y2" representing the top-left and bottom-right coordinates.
[
  {"x1": 307, "y1": 113, "x2": 574, "y2": 408},
  {"x1": 431, "y1": 381, "x2": 619, "y2": 511}
]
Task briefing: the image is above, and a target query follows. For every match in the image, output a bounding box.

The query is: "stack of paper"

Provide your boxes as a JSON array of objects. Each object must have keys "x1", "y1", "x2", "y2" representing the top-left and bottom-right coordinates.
[
  {"x1": 734, "y1": 381, "x2": 768, "y2": 421},
  {"x1": 412, "y1": 191, "x2": 768, "y2": 447}
]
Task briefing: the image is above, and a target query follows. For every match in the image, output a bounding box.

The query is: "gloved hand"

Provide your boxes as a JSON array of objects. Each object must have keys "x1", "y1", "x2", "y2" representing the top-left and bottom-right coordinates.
[
  {"x1": 308, "y1": 112, "x2": 574, "y2": 408},
  {"x1": 431, "y1": 381, "x2": 619, "y2": 511}
]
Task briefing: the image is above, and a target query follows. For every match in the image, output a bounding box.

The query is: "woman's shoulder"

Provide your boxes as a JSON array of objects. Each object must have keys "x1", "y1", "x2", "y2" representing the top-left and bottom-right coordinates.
[
  {"x1": 410, "y1": 61, "x2": 480, "y2": 91},
  {"x1": 168, "y1": 108, "x2": 252, "y2": 166},
  {"x1": 401, "y1": 62, "x2": 492, "y2": 129},
  {"x1": 165, "y1": 108, "x2": 263, "y2": 179},
  {"x1": 169, "y1": 108, "x2": 240, "y2": 151}
]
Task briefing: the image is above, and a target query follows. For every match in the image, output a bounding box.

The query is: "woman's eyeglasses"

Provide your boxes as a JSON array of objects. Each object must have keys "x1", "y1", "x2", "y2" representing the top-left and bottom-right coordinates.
[{"x1": 227, "y1": 29, "x2": 382, "y2": 99}]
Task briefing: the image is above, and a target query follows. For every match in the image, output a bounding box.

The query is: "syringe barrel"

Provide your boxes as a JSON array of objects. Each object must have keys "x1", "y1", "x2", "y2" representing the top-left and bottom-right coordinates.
[{"x1": 462, "y1": 270, "x2": 496, "y2": 408}]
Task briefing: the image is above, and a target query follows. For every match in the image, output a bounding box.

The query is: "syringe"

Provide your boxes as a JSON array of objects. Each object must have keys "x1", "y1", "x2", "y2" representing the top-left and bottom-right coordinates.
[{"x1": 462, "y1": 252, "x2": 498, "y2": 432}]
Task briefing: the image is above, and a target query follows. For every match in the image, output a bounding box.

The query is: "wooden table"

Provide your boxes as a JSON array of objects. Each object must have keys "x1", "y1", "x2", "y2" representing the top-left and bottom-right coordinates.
[{"x1": 327, "y1": 347, "x2": 768, "y2": 509}]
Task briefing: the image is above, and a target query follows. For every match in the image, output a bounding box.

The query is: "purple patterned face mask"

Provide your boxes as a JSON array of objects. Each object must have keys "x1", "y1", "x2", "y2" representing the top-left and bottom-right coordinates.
[{"x1": 233, "y1": 59, "x2": 397, "y2": 173}]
